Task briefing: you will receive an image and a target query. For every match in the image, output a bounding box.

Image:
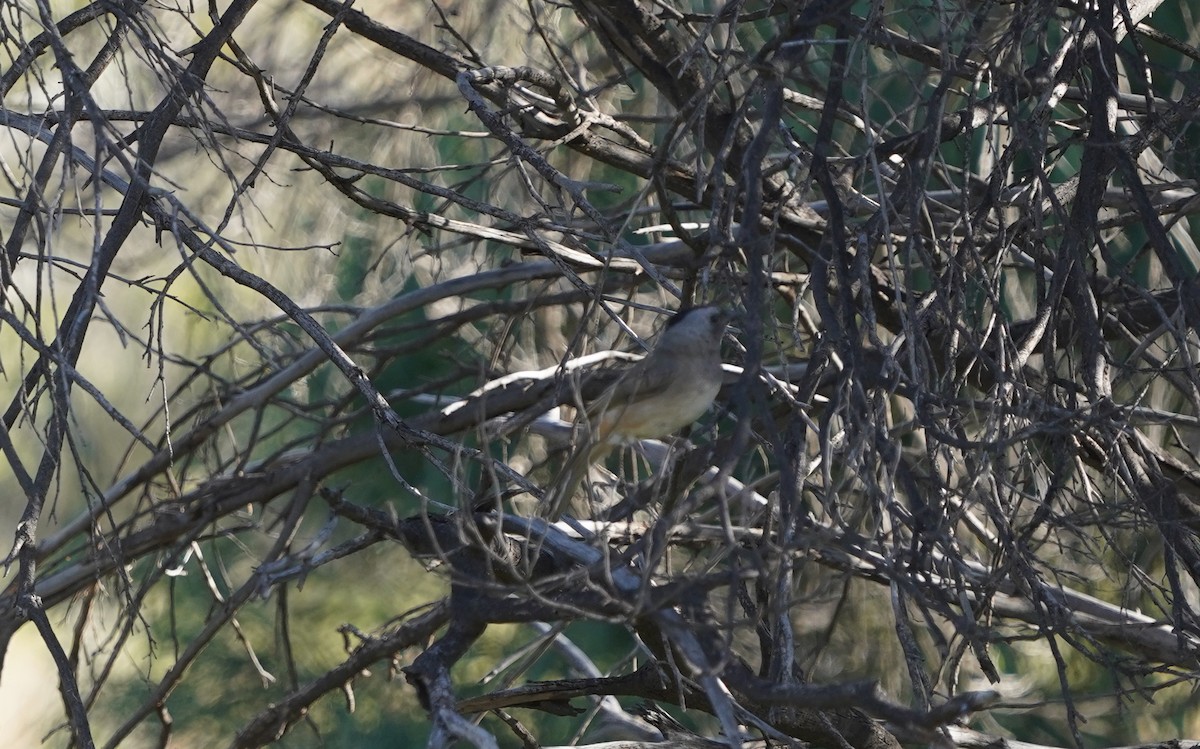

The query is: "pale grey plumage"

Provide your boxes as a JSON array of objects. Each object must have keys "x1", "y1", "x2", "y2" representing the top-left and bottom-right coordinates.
[{"x1": 544, "y1": 306, "x2": 728, "y2": 520}]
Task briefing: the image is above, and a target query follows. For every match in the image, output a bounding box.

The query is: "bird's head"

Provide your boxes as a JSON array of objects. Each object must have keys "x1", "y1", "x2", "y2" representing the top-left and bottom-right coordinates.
[{"x1": 661, "y1": 305, "x2": 731, "y2": 352}]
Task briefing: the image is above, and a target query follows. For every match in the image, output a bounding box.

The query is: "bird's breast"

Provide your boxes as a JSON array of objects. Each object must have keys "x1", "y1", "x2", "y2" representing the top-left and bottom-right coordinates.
[{"x1": 597, "y1": 374, "x2": 721, "y2": 443}]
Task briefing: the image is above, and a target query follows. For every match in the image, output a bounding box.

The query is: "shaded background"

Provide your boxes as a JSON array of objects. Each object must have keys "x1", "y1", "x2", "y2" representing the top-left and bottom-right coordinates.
[{"x1": 2, "y1": 0, "x2": 1200, "y2": 747}]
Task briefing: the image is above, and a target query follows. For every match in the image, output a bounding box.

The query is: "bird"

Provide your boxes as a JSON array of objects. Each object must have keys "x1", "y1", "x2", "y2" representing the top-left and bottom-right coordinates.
[{"x1": 543, "y1": 305, "x2": 730, "y2": 520}]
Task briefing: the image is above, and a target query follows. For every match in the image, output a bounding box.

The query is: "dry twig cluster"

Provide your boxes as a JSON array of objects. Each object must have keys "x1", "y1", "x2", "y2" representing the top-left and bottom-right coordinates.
[{"x1": 2, "y1": 0, "x2": 1200, "y2": 747}]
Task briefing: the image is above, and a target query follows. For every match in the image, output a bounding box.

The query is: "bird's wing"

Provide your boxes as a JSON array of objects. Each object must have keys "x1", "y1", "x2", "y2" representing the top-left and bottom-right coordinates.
[
  {"x1": 543, "y1": 359, "x2": 664, "y2": 519},
  {"x1": 583, "y1": 356, "x2": 673, "y2": 425}
]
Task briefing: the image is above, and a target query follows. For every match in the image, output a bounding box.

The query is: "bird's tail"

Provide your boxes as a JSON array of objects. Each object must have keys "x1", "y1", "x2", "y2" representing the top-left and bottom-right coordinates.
[{"x1": 543, "y1": 441, "x2": 613, "y2": 520}]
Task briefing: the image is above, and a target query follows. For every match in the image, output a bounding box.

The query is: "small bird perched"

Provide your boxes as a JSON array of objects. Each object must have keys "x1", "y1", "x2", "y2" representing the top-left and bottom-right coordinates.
[{"x1": 544, "y1": 305, "x2": 730, "y2": 520}]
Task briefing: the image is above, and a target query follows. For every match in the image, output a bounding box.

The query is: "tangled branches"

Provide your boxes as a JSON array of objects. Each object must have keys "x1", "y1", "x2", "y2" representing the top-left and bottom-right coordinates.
[{"x1": 2, "y1": 0, "x2": 1200, "y2": 747}]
